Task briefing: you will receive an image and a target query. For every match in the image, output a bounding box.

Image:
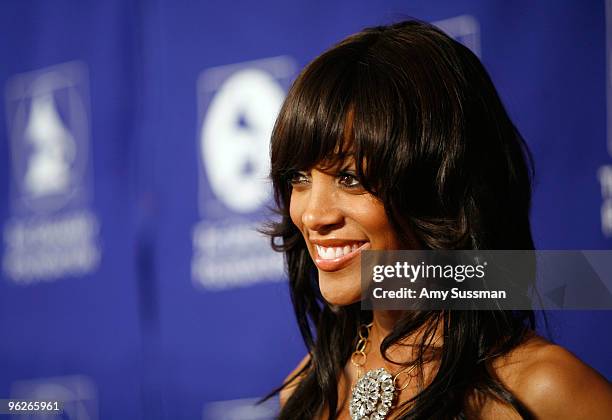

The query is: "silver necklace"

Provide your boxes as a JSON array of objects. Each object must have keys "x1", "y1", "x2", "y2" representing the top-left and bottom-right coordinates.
[{"x1": 349, "y1": 324, "x2": 416, "y2": 420}]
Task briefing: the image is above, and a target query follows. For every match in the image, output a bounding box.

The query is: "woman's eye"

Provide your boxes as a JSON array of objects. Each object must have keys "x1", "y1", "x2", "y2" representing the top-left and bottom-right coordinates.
[
  {"x1": 288, "y1": 171, "x2": 310, "y2": 186},
  {"x1": 338, "y1": 172, "x2": 361, "y2": 188}
]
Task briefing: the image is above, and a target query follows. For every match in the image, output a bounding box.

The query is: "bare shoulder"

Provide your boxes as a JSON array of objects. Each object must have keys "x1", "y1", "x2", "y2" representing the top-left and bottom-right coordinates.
[
  {"x1": 279, "y1": 353, "x2": 311, "y2": 408},
  {"x1": 493, "y1": 333, "x2": 612, "y2": 419}
]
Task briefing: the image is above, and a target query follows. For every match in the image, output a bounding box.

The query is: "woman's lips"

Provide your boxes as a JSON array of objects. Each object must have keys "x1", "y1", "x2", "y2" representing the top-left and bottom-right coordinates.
[{"x1": 312, "y1": 241, "x2": 371, "y2": 272}]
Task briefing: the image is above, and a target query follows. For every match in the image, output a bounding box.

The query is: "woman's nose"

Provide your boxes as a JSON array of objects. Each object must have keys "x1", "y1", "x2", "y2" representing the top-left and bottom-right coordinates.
[{"x1": 301, "y1": 176, "x2": 343, "y2": 232}]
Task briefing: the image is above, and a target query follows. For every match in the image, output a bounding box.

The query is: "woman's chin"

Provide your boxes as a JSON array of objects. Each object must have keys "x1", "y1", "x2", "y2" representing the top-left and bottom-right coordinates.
[{"x1": 318, "y1": 272, "x2": 362, "y2": 306}]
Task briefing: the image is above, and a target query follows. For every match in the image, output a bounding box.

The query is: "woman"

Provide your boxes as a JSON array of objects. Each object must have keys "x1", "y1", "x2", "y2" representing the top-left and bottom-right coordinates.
[{"x1": 264, "y1": 20, "x2": 612, "y2": 419}]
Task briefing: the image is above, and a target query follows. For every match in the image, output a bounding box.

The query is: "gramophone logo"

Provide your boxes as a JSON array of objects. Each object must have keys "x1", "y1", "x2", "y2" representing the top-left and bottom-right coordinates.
[
  {"x1": 23, "y1": 92, "x2": 75, "y2": 199},
  {"x1": 3, "y1": 62, "x2": 101, "y2": 283},
  {"x1": 192, "y1": 56, "x2": 296, "y2": 290}
]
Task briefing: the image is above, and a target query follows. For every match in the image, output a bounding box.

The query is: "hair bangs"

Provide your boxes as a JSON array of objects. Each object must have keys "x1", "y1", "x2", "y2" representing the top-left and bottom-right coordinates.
[
  {"x1": 271, "y1": 39, "x2": 423, "y2": 204},
  {"x1": 270, "y1": 48, "x2": 358, "y2": 183},
  {"x1": 350, "y1": 63, "x2": 419, "y2": 197}
]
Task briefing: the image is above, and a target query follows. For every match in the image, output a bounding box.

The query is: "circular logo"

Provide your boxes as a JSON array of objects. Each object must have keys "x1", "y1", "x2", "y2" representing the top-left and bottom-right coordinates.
[{"x1": 200, "y1": 68, "x2": 285, "y2": 213}]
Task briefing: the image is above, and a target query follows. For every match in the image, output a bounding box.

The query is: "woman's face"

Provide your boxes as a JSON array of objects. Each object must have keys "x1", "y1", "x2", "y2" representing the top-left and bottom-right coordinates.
[{"x1": 289, "y1": 159, "x2": 403, "y2": 306}]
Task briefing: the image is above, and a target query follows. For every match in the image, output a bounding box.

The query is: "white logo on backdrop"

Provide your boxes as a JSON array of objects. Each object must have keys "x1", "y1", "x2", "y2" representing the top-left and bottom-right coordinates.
[
  {"x1": 192, "y1": 56, "x2": 296, "y2": 290},
  {"x1": 201, "y1": 68, "x2": 285, "y2": 213},
  {"x1": 434, "y1": 15, "x2": 481, "y2": 57},
  {"x1": 202, "y1": 397, "x2": 277, "y2": 420},
  {"x1": 600, "y1": 166, "x2": 612, "y2": 236},
  {"x1": 3, "y1": 62, "x2": 101, "y2": 283},
  {"x1": 23, "y1": 92, "x2": 76, "y2": 198},
  {"x1": 10, "y1": 375, "x2": 98, "y2": 420}
]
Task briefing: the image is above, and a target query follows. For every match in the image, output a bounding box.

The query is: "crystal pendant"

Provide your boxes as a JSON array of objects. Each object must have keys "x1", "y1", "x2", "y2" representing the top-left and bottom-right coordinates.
[{"x1": 349, "y1": 368, "x2": 396, "y2": 420}]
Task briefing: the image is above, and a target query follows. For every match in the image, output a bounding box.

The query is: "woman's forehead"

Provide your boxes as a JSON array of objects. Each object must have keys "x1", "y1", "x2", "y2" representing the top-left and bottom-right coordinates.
[
  {"x1": 287, "y1": 131, "x2": 357, "y2": 170},
  {"x1": 301, "y1": 154, "x2": 373, "y2": 178},
  {"x1": 313, "y1": 155, "x2": 357, "y2": 171}
]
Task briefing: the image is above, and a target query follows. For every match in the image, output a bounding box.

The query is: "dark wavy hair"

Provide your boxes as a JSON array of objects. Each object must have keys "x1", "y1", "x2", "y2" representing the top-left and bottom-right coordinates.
[{"x1": 264, "y1": 19, "x2": 536, "y2": 419}]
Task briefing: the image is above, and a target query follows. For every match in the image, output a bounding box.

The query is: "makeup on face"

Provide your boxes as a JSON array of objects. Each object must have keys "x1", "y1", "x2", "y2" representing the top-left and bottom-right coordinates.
[{"x1": 289, "y1": 161, "x2": 402, "y2": 306}]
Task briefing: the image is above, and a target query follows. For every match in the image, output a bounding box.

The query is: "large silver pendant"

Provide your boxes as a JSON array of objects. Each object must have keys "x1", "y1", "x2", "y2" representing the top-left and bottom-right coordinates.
[{"x1": 349, "y1": 368, "x2": 396, "y2": 420}]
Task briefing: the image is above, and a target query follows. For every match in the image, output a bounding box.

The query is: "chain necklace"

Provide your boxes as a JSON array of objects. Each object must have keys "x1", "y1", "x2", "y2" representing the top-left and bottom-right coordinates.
[{"x1": 349, "y1": 323, "x2": 417, "y2": 420}]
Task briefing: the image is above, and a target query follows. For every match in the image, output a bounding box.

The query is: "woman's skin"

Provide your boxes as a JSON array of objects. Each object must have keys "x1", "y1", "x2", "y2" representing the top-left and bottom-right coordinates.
[{"x1": 283, "y1": 160, "x2": 612, "y2": 419}]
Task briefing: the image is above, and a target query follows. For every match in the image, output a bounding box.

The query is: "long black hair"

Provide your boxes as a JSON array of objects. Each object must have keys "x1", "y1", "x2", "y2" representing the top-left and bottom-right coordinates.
[{"x1": 264, "y1": 19, "x2": 536, "y2": 419}]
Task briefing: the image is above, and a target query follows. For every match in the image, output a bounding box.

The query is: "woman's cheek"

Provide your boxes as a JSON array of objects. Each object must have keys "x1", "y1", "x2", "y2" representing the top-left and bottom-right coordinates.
[{"x1": 288, "y1": 194, "x2": 302, "y2": 230}]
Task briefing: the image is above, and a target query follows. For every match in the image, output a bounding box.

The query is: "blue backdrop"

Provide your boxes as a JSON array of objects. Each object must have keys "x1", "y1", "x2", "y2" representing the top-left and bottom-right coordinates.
[{"x1": 0, "y1": 1, "x2": 610, "y2": 419}]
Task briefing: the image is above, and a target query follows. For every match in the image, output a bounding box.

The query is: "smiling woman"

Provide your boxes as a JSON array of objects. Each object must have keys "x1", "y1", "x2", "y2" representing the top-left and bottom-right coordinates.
[
  {"x1": 262, "y1": 19, "x2": 612, "y2": 420},
  {"x1": 288, "y1": 157, "x2": 403, "y2": 306}
]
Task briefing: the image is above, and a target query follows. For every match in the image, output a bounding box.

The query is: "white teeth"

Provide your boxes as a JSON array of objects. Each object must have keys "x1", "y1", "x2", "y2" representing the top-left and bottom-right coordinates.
[{"x1": 315, "y1": 243, "x2": 364, "y2": 260}]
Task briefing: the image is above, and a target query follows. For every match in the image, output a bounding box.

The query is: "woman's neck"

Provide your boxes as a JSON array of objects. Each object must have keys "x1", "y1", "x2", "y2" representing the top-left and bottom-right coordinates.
[
  {"x1": 371, "y1": 309, "x2": 404, "y2": 335},
  {"x1": 369, "y1": 310, "x2": 444, "y2": 362}
]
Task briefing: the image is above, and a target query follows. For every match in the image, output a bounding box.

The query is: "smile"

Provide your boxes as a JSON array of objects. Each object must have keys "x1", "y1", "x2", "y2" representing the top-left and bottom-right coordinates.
[{"x1": 312, "y1": 241, "x2": 371, "y2": 271}]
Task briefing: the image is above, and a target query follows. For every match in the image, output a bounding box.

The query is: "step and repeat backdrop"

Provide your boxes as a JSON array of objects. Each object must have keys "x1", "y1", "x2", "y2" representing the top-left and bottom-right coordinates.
[{"x1": 0, "y1": 1, "x2": 610, "y2": 419}]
